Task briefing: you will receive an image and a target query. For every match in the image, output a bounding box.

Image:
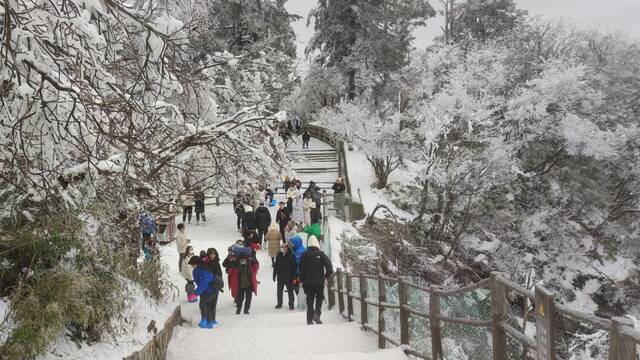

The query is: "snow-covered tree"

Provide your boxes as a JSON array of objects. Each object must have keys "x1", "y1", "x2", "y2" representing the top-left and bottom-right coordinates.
[{"x1": 0, "y1": 0, "x2": 295, "y2": 355}]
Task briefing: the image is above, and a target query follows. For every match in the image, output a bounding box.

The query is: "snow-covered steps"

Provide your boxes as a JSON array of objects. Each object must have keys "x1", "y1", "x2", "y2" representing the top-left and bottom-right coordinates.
[
  {"x1": 238, "y1": 348, "x2": 409, "y2": 360},
  {"x1": 180, "y1": 304, "x2": 344, "y2": 328},
  {"x1": 167, "y1": 321, "x2": 400, "y2": 360}
]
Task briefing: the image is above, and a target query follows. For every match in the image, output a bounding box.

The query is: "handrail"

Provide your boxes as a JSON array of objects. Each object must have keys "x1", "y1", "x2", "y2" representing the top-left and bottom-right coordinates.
[
  {"x1": 124, "y1": 306, "x2": 182, "y2": 360},
  {"x1": 327, "y1": 270, "x2": 639, "y2": 360}
]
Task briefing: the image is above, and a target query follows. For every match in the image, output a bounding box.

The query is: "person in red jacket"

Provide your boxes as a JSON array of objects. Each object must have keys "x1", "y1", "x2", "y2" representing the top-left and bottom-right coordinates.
[{"x1": 226, "y1": 248, "x2": 259, "y2": 314}]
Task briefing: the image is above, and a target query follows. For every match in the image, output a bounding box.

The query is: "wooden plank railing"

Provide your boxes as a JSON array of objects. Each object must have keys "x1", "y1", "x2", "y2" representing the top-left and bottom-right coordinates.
[
  {"x1": 326, "y1": 270, "x2": 640, "y2": 360},
  {"x1": 124, "y1": 306, "x2": 182, "y2": 360}
]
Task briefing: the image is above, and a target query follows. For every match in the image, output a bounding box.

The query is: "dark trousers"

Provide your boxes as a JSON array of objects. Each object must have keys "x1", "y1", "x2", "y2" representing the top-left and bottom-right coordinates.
[
  {"x1": 178, "y1": 253, "x2": 186, "y2": 271},
  {"x1": 236, "y1": 287, "x2": 252, "y2": 313},
  {"x1": 303, "y1": 283, "x2": 325, "y2": 323},
  {"x1": 236, "y1": 214, "x2": 242, "y2": 230},
  {"x1": 302, "y1": 140, "x2": 309, "y2": 149},
  {"x1": 279, "y1": 225, "x2": 287, "y2": 243},
  {"x1": 277, "y1": 281, "x2": 294, "y2": 308},
  {"x1": 199, "y1": 292, "x2": 218, "y2": 322},
  {"x1": 183, "y1": 206, "x2": 193, "y2": 223},
  {"x1": 196, "y1": 212, "x2": 206, "y2": 222},
  {"x1": 257, "y1": 226, "x2": 268, "y2": 243}
]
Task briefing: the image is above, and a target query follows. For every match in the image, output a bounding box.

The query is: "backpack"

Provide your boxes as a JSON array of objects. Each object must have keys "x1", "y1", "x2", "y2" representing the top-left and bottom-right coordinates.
[
  {"x1": 185, "y1": 281, "x2": 196, "y2": 295},
  {"x1": 140, "y1": 213, "x2": 156, "y2": 234}
]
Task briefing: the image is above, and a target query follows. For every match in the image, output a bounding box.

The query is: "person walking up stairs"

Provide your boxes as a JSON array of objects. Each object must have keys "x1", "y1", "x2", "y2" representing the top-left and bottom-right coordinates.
[{"x1": 299, "y1": 235, "x2": 333, "y2": 325}]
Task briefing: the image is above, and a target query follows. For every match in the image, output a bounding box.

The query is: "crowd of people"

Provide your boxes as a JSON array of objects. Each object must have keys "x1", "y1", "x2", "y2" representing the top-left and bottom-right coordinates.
[{"x1": 174, "y1": 176, "x2": 334, "y2": 328}]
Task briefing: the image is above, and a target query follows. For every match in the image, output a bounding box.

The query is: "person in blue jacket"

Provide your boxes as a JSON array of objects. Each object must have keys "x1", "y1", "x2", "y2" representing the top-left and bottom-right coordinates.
[
  {"x1": 288, "y1": 235, "x2": 306, "y2": 294},
  {"x1": 189, "y1": 256, "x2": 219, "y2": 329}
]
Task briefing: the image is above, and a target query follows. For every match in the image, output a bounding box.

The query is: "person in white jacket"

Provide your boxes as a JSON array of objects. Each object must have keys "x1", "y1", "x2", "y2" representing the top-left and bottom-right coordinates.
[
  {"x1": 303, "y1": 193, "x2": 314, "y2": 226},
  {"x1": 292, "y1": 192, "x2": 304, "y2": 225},
  {"x1": 180, "y1": 246, "x2": 198, "y2": 302},
  {"x1": 176, "y1": 223, "x2": 190, "y2": 271}
]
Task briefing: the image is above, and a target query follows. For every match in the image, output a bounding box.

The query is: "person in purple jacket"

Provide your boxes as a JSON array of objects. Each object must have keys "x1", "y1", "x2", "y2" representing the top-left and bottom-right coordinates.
[{"x1": 189, "y1": 256, "x2": 219, "y2": 329}]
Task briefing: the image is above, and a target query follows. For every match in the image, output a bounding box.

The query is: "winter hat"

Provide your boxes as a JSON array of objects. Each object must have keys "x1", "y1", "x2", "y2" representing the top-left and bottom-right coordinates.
[
  {"x1": 188, "y1": 256, "x2": 203, "y2": 266},
  {"x1": 307, "y1": 236, "x2": 320, "y2": 248}
]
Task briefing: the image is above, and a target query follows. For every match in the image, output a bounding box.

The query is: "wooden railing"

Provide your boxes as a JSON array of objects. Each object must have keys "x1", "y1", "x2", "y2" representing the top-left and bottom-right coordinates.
[
  {"x1": 324, "y1": 270, "x2": 639, "y2": 360},
  {"x1": 123, "y1": 306, "x2": 182, "y2": 360}
]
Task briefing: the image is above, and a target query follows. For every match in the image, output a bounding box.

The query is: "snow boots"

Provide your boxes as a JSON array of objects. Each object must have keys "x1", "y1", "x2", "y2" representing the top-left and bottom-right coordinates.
[{"x1": 198, "y1": 318, "x2": 208, "y2": 328}]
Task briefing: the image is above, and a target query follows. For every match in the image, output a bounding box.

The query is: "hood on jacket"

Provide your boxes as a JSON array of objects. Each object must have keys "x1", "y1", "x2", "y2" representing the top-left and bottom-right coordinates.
[
  {"x1": 307, "y1": 235, "x2": 320, "y2": 248},
  {"x1": 289, "y1": 235, "x2": 303, "y2": 251},
  {"x1": 188, "y1": 255, "x2": 203, "y2": 266}
]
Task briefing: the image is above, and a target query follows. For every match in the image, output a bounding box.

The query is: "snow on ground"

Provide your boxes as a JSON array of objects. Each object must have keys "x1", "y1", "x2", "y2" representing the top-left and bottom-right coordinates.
[
  {"x1": 164, "y1": 138, "x2": 403, "y2": 359},
  {"x1": 325, "y1": 216, "x2": 359, "y2": 270},
  {"x1": 165, "y1": 203, "x2": 400, "y2": 359},
  {"x1": 42, "y1": 285, "x2": 177, "y2": 360},
  {"x1": 345, "y1": 150, "x2": 414, "y2": 220},
  {"x1": 0, "y1": 298, "x2": 12, "y2": 345}
]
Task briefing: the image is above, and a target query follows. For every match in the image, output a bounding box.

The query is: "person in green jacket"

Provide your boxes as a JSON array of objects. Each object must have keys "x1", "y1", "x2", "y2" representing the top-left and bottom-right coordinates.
[{"x1": 302, "y1": 222, "x2": 321, "y2": 244}]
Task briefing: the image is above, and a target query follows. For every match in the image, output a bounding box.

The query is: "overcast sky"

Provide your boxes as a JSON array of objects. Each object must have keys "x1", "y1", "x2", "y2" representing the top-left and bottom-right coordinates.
[{"x1": 285, "y1": 0, "x2": 640, "y2": 61}]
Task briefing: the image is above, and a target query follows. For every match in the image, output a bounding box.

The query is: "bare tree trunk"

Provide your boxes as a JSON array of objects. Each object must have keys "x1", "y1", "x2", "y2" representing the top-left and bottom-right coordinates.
[{"x1": 347, "y1": 69, "x2": 356, "y2": 100}]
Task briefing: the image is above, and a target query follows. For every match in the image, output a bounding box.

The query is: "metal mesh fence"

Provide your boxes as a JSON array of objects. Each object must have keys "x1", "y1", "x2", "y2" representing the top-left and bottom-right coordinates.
[
  {"x1": 365, "y1": 277, "x2": 379, "y2": 333},
  {"x1": 554, "y1": 310, "x2": 609, "y2": 360},
  {"x1": 383, "y1": 280, "x2": 402, "y2": 344},
  {"x1": 351, "y1": 275, "x2": 361, "y2": 323},
  {"x1": 440, "y1": 288, "x2": 492, "y2": 360},
  {"x1": 502, "y1": 290, "x2": 536, "y2": 360}
]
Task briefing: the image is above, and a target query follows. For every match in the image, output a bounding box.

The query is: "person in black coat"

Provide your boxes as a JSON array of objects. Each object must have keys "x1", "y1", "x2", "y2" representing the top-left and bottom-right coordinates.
[
  {"x1": 242, "y1": 205, "x2": 257, "y2": 234},
  {"x1": 273, "y1": 243, "x2": 296, "y2": 310},
  {"x1": 299, "y1": 236, "x2": 333, "y2": 325},
  {"x1": 233, "y1": 196, "x2": 245, "y2": 231},
  {"x1": 254, "y1": 202, "x2": 272, "y2": 244},
  {"x1": 302, "y1": 129, "x2": 311, "y2": 150},
  {"x1": 275, "y1": 202, "x2": 291, "y2": 242},
  {"x1": 203, "y1": 248, "x2": 223, "y2": 279},
  {"x1": 194, "y1": 190, "x2": 206, "y2": 223}
]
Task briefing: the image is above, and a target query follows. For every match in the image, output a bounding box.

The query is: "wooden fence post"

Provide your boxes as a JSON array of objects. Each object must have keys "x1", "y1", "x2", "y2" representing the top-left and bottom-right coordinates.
[
  {"x1": 327, "y1": 273, "x2": 336, "y2": 310},
  {"x1": 609, "y1": 317, "x2": 638, "y2": 360},
  {"x1": 360, "y1": 275, "x2": 368, "y2": 325},
  {"x1": 346, "y1": 273, "x2": 354, "y2": 321},
  {"x1": 430, "y1": 291, "x2": 443, "y2": 359},
  {"x1": 337, "y1": 270, "x2": 345, "y2": 314},
  {"x1": 491, "y1": 272, "x2": 507, "y2": 360},
  {"x1": 378, "y1": 275, "x2": 386, "y2": 349},
  {"x1": 322, "y1": 189, "x2": 328, "y2": 219},
  {"x1": 535, "y1": 286, "x2": 557, "y2": 360},
  {"x1": 398, "y1": 278, "x2": 410, "y2": 346}
]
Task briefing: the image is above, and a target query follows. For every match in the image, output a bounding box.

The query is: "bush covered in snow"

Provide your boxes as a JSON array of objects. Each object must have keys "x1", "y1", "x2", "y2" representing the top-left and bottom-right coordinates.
[{"x1": 0, "y1": 0, "x2": 296, "y2": 356}]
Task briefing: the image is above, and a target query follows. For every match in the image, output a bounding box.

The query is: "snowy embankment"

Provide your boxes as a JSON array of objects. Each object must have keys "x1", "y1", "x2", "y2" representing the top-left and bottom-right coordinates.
[
  {"x1": 345, "y1": 150, "x2": 415, "y2": 221},
  {"x1": 342, "y1": 146, "x2": 637, "y2": 319},
  {"x1": 42, "y1": 286, "x2": 176, "y2": 360}
]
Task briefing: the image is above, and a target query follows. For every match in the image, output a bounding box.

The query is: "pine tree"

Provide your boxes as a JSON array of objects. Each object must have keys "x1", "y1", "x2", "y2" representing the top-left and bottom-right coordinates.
[{"x1": 307, "y1": 0, "x2": 435, "y2": 99}]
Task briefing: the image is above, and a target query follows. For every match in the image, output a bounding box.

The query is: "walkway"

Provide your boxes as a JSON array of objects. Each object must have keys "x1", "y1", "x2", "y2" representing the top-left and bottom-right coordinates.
[
  {"x1": 285, "y1": 137, "x2": 339, "y2": 216},
  {"x1": 163, "y1": 138, "x2": 405, "y2": 359}
]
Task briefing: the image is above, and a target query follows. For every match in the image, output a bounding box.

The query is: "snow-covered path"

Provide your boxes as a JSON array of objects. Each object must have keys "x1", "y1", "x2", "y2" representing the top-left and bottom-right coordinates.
[
  {"x1": 163, "y1": 138, "x2": 406, "y2": 359},
  {"x1": 162, "y1": 204, "x2": 405, "y2": 359}
]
